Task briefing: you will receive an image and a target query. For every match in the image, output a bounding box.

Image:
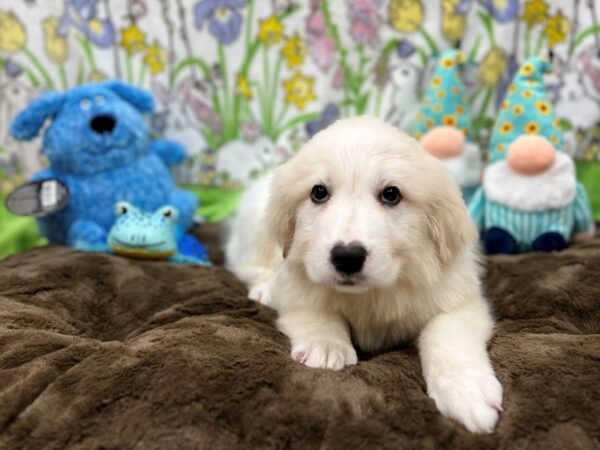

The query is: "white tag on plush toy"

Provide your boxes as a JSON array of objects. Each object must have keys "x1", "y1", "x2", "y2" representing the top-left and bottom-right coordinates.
[{"x1": 40, "y1": 180, "x2": 59, "y2": 209}]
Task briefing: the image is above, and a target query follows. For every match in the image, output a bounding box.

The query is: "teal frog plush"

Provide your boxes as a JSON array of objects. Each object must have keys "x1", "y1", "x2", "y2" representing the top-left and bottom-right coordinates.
[{"x1": 83, "y1": 202, "x2": 210, "y2": 265}]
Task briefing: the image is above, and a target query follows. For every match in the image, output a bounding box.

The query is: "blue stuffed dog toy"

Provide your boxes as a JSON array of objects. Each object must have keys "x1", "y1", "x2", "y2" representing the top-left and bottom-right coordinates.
[{"x1": 10, "y1": 80, "x2": 203, "y2": 256}]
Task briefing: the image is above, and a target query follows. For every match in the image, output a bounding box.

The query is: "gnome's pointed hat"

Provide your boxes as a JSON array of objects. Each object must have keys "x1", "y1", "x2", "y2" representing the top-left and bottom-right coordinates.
[
  {"x1": 412, "y1": 49, "x2": 471, "y2": 140},
  {"x1": 488, "y1": 56, "x2": 564, "y2": 164}
]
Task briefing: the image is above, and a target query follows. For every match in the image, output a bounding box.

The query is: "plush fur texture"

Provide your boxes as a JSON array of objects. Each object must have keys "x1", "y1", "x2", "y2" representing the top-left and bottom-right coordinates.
[
  {"x1": 1, "y1": 227, "x2": 599, "y2": 449},
  {"x1": 483, "y1": 152, "x2": 576, "y2": 212},
  {"x1": 441, "y1": 141, "x2": 483, "y2": 190},
  {"x1": 226, "y1": 116, "x2": 502, "y2": 433},
  {"x1": 9, "y1": 81, "x2": 197, "y2": 248}
]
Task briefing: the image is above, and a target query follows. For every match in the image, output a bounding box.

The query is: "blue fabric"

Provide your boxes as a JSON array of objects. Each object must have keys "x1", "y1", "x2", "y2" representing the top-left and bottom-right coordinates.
[
  {"x1": 482, "y1": 227, "x2": 517, "y2": 255},
  {"x1": 10, "y1": 80, "x2": 199, "y2": 250},
  {"x1": 468, "y1": 182, "x2": 596, "y2": 252},
  {"x1": 531, "y1": 232, "x2": 568, "y2": 252}
]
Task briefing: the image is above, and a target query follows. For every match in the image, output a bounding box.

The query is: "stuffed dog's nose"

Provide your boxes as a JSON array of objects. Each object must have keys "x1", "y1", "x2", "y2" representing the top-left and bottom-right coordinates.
[
  {"x1": 330, "y1": 243, "x2": 367, "y2": 275},
  {"x1": 90, "y1": 115, "x2": 116, "y2": 135}
]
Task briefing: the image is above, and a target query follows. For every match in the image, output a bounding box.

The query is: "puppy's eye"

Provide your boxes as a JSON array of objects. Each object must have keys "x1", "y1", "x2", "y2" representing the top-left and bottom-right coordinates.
[
  {"x1": 80, "y1": 99, "x2": 91, "y2": 110},
  {"x1": 310, "y1": 185, "x2": 329, "y2": 204},
  {"x1": 380, "y1": 186, "x2": 402, "y2": 206}
]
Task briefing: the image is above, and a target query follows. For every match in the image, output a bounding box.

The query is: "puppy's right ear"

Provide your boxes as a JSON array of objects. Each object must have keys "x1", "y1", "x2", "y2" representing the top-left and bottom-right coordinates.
[
  {"x1": 10, "y1": 92, "x2": 65, "y2": 141},
  {"x1": 265, "y1": 163, "x2": 300, "y2": 259}
]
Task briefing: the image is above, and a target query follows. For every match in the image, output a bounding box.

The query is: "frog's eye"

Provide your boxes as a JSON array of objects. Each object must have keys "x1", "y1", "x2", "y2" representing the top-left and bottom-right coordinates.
[
  {"x1": 159, "y1": 206, "x2": 178, "y2": 221},
  {"x1": 115, "y1": 202, "x2": 131, "y2": 216}
]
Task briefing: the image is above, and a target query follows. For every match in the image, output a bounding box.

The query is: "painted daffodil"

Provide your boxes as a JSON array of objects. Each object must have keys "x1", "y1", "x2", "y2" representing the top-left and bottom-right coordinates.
[
  {"x1": 522, "y1": 0, "x2": 549, "y2": 27},
  {"x1": 283, "y1": 71, "x2": 316, "y2": 110},
  {"x1": 545, "y1": 10, "x2": 569, "y2": 48},
  {"x1": 281, "y1": 32, "x2": 307, "y2": 68},
  {"x1": 236, "y1": 74, "x2": 253, "y2": 100},
  {"x1": 144, "y1": 41, "x2": 166, "y2": 75},
  {"x1": 258, "y1": 16, "x2": 284, "y2": 47},
  {"x1": 121, "y1": 22, "x2": 146, "y2": 54}
]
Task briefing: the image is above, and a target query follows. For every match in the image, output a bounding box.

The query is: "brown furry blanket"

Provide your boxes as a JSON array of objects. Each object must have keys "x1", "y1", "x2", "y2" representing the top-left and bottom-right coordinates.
[{"x1": 1, "y1": 225, "x2": 599, "y2": 449}]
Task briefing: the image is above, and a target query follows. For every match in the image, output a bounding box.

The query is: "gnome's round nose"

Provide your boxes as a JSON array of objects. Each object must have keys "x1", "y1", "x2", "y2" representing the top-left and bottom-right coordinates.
[
  {"x1": 420, "y1": 126, "x2": 465, "y2": 159},
  {"x1": 506, "y1": 135, "x2": 556, "y2": 176}
]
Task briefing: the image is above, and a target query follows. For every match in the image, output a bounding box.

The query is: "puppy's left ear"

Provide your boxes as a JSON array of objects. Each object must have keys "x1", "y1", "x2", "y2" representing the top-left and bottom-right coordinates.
[
  {"x1": 104, "y1": 80, "x2": 155, "y2": 113},
  {"x1": 427, "y1": 184, "x2": 478, "y2": 264}
]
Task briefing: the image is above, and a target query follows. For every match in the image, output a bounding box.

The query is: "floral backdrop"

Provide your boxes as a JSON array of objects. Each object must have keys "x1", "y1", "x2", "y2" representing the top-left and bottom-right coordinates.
[{"x1": 1, "y1": 0, "x2": 600, "y2": 201}]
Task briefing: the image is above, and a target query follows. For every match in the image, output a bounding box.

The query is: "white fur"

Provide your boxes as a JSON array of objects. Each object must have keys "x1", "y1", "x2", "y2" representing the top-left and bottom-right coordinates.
[
  {"x1": 441, "y1": 141, "x2": 483, "y2": 189},
  {"x1": 226, "y1": 116, "x2": 503, "y2": 433},
  {"x1": 483, "y1": 152, "x2": 576, "y2": 212}
]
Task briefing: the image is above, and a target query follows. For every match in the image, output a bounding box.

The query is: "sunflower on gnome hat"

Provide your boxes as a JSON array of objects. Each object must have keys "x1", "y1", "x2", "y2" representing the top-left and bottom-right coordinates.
[
  {"x1": 468, "y1": 55, "x2": 596, "y2": 254},
  {"x1": 412, "y1": 48, "x2": 483, "y2": 203}
]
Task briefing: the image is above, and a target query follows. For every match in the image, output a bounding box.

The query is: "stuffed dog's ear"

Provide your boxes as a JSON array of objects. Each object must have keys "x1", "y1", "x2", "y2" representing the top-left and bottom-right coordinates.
[
  {"x1": 105, "y1": 80, "x2": 155, "y2": 113},
  {"x1": 10, "y1": 92, "x2": 65, "y2": 141}
]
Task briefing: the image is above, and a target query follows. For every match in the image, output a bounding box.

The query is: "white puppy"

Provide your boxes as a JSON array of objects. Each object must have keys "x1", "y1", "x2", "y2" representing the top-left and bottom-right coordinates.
[{"x1": 225, "y1": 116, "x2": 503, "y2": 433}]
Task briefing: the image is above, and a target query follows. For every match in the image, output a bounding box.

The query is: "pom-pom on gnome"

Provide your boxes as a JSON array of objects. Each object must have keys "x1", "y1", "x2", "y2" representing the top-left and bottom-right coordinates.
[
  {"x1": 9, "y1": 81, "x2": 207, "y2": 260},
  {"x1": 468, "y1": 56, "x2": 596, "y2": 254},
  {"x1": 412, "y1": 49, "x2": 483, "y2": 203}
]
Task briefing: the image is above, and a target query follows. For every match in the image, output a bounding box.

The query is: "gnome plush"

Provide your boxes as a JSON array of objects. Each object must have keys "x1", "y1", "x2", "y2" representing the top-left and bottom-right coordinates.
[
  {"x1": 413, "y1": 49, "x2": 483, "y2": 203},
  {"x1": 468, "y1": 56, "x2": 596, "y2": 254}
]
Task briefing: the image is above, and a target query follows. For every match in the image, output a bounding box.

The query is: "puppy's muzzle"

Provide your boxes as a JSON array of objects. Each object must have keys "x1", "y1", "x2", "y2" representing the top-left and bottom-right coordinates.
[{"x1": 330, "y1": 243, "x2": 367, "y2": 275}]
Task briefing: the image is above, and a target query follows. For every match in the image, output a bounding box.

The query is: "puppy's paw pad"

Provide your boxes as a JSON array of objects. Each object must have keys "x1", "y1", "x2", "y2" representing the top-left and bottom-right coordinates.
[
  {"x1": 248, "y1": 283, "x2": 271, "y2": 305},
  {"x1": 428, "y1": 368, "x2": 503, "y2": 434},
  {"x1": 292, "y1": 340, "x2": 357, "y2": 371}
]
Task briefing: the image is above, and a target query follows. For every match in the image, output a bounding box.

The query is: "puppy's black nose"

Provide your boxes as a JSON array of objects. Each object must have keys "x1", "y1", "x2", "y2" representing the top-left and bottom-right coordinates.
[
  {"x1": 90, "y1": 115, "x2": 116, "y2": 135},
  {"x1": 330, "y1": 243, "x2": 367, "y2": 275}
]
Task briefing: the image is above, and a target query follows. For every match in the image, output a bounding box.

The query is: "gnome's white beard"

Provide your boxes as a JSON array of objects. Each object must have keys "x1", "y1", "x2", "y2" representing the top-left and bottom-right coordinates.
[
  {"x1": 441, "y1": 141, "x2": 483, "y2": 189},
  {"x1": 483, "y1": 152, "x2": 576, "y2": 212}
]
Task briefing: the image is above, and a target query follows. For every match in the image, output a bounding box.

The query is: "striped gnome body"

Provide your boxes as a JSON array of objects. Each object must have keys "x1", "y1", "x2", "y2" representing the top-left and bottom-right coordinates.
[{"x1": 468, "y1": 56, "x2": 595, "y2": 254}]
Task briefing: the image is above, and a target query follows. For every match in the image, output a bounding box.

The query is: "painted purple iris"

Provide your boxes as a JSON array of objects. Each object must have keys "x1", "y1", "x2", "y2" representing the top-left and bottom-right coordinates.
[
  {"x1": 194, "y1": 0, "x2": 246, "y2": 45},
  {"x1": 305, "y1": 103, "x2": 340, "y2": 137},
  {"x1": 454, "y1": 0, "x2": 473, "y2": 15},
  {"x1": 4, "y1": 58, "x2": 23, "y2": 78},
  {"x1": 494, "y1": 54, "x2": 518, "y2": 111},
  {"x1": 396, "y1": 39, "x2": 416, "y2": 59},
  {"x1": 58, "y1": 0, "x2": 115, "y2": 48},
  {"x1": 478, "y1": 0, "x2": 519, "y2": 23}
]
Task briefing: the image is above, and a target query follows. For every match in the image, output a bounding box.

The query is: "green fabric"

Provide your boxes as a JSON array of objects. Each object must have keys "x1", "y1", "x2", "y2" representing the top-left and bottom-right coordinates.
[
  {"x1": 488, "y1": 56, "x2": 564, "y2": 164},
  {"x1": 0, "y1": 196, "x2": 47, "y2": 261},
  {"x1": 576, "y1": 160, "x2": 600, "y2": 221},
  {"x1": 413, "y1": 49, "x2": 471, "y2": 140}
]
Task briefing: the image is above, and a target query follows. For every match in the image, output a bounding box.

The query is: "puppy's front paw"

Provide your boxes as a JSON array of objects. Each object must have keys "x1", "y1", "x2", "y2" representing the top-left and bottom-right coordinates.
[
  {"x1": 428, "y1": 367, "x2": 503, "y2": 434},
  {"x1": 292, "y1": 340, "x2": 358, "y2": 370},
  {"x1": 248, "y1": 282, "x2": 272, "y2": 305}
]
